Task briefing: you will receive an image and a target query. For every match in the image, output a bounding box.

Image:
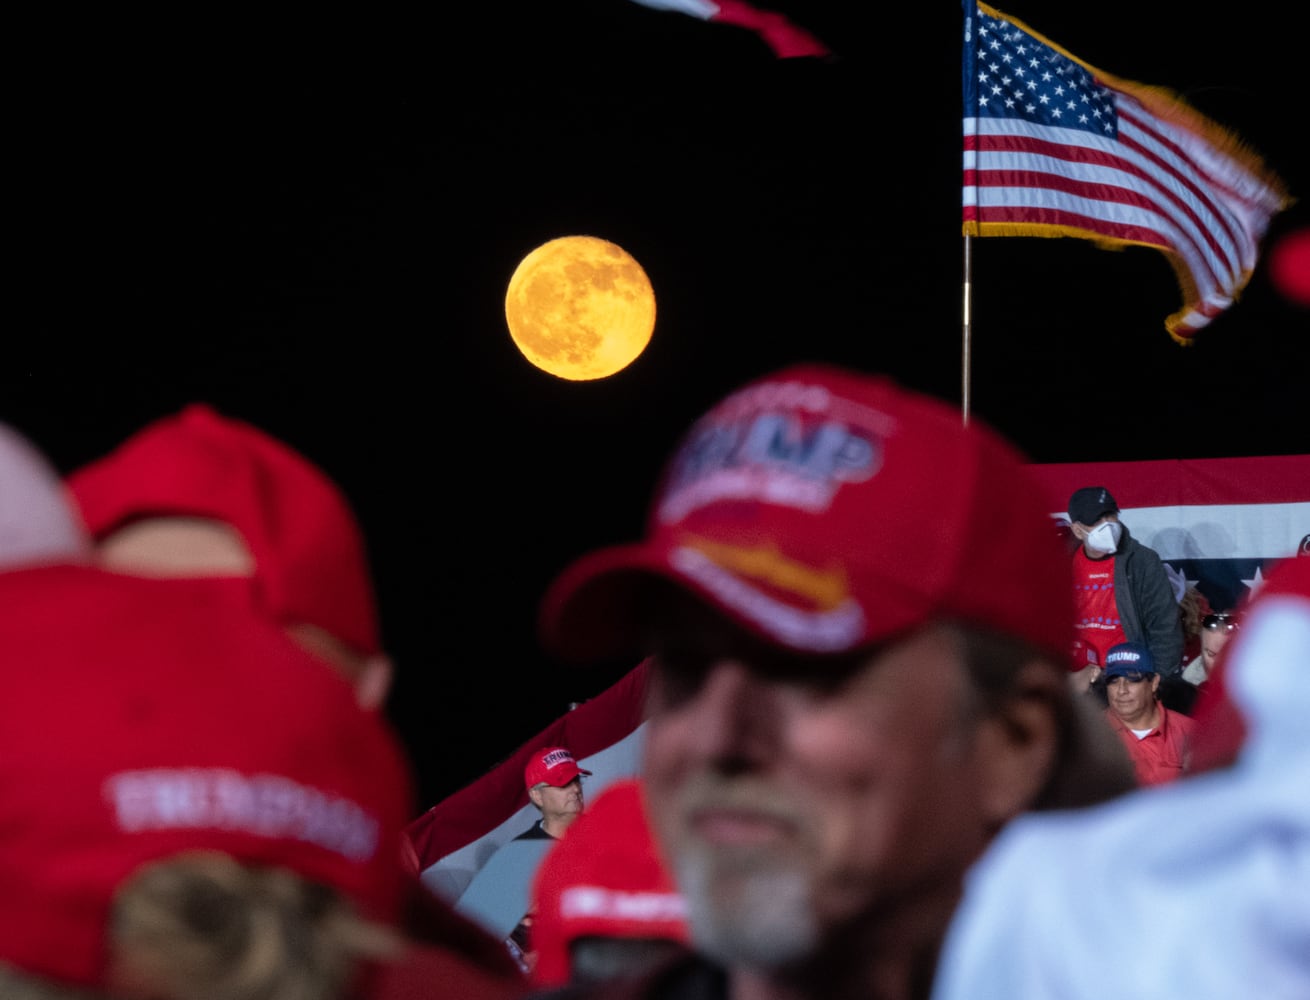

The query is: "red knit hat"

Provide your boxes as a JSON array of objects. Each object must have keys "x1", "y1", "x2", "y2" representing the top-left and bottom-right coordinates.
[
  {"x1": 529, "y1": 778, "x2": 688, "y2": 988},
  {"x1": 0, "y1": 565, "x2": 415, "y2": 988},
  {"x1": 540, "y1": 364, "x2": 1073, "y2": 664},
  {"x1": 66, "y1": 403, "x2": 381, "y2": 656}
]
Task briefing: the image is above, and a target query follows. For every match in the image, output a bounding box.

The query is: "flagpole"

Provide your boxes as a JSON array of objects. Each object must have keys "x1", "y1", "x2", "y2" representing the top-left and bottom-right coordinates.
[{"x1": 962, "y1": 234, "x2": 972, "y2": 426}]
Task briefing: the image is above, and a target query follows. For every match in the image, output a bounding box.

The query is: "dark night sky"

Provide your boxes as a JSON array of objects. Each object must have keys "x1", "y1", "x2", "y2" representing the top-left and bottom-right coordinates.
[{"x1": 8, "y1": 1, "x2": 1308, "y2": 809}]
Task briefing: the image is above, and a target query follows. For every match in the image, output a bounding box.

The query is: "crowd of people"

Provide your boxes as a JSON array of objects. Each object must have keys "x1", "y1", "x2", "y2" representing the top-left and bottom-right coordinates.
[{"x1": 2, "y1": 363, "x2": 1305, "y2": 1000}]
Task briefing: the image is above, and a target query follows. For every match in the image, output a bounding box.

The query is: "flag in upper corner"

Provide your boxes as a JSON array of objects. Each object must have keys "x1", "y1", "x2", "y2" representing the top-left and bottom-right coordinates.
[
  {"x1": 961, "y1": 1, "x2": 1291, "y2": 345},
  {"x1": 629, "y1": 0, "x2": 832, "y2": 59}
]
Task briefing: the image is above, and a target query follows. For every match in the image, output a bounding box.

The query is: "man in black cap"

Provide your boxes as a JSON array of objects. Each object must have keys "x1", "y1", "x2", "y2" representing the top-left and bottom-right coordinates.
[{"x1": 1067, "y1": 486, "x2": 1183, "y2": 679}]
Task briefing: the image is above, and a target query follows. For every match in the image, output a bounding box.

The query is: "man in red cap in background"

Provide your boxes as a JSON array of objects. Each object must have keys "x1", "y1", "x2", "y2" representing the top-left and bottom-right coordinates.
[
  {"x1": 497, "y1": 747, "x2": 595, "y2": 974},
  {"x1": 516, "y1": 747, "x2": 593, "y2": 843},
  {"x1": 534, "y1": 363, "x2": 1134, "y2": 1000}
]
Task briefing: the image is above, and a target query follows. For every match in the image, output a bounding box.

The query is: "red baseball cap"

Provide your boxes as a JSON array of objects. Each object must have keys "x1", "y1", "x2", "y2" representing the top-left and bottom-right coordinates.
[
  {"x1": 524, "y1": 747, "x2": 592, "y2": 790},
  {"x1": 66, "y1": 403, "x2": 381, "y2": 656},
  {"x1": 539, "y1": 363, "x2": 1073, "y2": 664},
  {"x1": 0, "y1": 565, "x2": 415, "y2": 988},
  {"x1": 529, "y1": 778, "x2": 688, "y2": 988}
]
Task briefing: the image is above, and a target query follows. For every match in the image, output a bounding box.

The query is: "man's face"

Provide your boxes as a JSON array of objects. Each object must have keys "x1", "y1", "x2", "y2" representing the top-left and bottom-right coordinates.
[
  {"x1": 1071, "y1": 513, "x2": 1119, "y2": 551},
  {"x1": 534, "y1": 777, "x2": 585, "y2": 823},
  {"x1": 1105, "y1": 671, "x2": 1158, "y2": 721},
  {"x1": 641, "y1": 596, "x2": 996, "y2": 969}
]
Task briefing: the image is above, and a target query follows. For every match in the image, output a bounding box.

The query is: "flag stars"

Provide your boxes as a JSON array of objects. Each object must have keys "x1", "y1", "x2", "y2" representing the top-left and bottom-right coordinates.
[{"x1": 972, "y1": 10, "x2": 1118, "y2": 136}]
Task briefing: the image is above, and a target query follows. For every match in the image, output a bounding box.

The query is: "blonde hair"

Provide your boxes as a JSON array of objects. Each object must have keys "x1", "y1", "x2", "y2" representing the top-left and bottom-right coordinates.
[
  {"x1": 106, "y1": 851, "x2": 403, "y2": 1000},
  {"x1": 0, "y1": 964, "x2": 110, "y2": 1000}
]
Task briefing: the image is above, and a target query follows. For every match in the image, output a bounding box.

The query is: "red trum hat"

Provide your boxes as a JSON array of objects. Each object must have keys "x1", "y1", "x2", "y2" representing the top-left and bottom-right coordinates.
[
  {"x1": 539, "y1": 363, "x2": 1073, "y2": 664},
  {"x1": 529, "y1": 778, "x2": 688, "y2": 988},
  {"x1": 0, "y1": 565, "x2": 415, "y2": 988},
  {"x1": 524, "y1": 747, "x2": 593, "y2": 790},
  {"x1": 66, "y1": 403, "x2": 381, "y2": 656}
]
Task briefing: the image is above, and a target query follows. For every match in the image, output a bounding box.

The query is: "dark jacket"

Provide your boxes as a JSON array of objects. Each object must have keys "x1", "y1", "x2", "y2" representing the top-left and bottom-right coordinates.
[
  {"x1": 1110, "y1": 525, "x2": 1184, "y2": 676},
  {"x1": 527, "y1": 950, "x2": 724, "y2": 1000}
]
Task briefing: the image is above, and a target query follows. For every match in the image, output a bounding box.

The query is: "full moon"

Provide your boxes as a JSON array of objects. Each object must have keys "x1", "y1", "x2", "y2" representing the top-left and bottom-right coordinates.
[{"x1": 504, "y1": 235, "x2": 656, "y2": 381}]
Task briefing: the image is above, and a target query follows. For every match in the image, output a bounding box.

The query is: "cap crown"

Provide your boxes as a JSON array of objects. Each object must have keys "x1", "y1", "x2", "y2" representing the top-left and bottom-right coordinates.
[
  {"x1": 67, "y1": 404, "x2": 380, "y2": 655},
  {"x1": 524, "y1": 747, "x2": 591, "y2": 789},
  {"x1": 1105, "y1": 640, "x2": 1156, "y2": 676},
  {"x1": 541, "y1": 364, "x2": 1073, "y2": 662},
  {"x1": 0, "y1": 566, "x2": 413, "y2": 986},
  {"x1": 1068, "y1": 486, "x2": 1119, "y2": 527}
]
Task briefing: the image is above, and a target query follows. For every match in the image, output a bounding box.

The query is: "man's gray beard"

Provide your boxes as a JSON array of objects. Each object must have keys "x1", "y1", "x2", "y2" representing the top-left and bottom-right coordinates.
[{"x1": 674, "y1": 847, "x2": 820, "y2": 970}]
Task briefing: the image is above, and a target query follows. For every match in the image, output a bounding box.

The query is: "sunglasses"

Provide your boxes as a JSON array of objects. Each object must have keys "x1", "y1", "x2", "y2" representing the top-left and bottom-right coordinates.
[
  {"x1": 1202, "y1": 613, "x2": 1239, "y2": 632},
  {"x1": 1105, "y1": 671, "x2": 1150, "y2": 684}
]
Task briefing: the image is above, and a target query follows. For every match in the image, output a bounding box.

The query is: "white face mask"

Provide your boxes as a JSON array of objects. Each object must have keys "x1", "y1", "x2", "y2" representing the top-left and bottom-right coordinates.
[{"x1": 1086, "y1": 520, "x2": 1122, "y2": 553}]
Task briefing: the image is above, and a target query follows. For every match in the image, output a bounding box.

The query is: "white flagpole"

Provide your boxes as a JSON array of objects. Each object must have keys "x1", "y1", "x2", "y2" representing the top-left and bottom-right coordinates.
[{"x1": 962, "y1": 234, "x2": 972, "y2": 426}]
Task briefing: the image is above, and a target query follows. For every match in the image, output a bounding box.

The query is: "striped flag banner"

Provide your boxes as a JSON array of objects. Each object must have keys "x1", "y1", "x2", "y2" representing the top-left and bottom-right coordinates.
[
  {"x1": 962, "y1": 2, "x2": 1291, "y2": 343},
  {"x1": 1027, "y1": 454, "x2": 1310, "y2": 613},
  {"x1": 406, "y1": 660, "x2": 650, "y2": 907},
  {"x1": 628, "y1": 0, "x2": 831, "y2": 59}
]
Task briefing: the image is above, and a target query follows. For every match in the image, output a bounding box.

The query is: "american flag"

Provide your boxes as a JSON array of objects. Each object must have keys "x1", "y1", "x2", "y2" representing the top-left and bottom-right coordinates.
[{"x1": 962, "y1": 2, "x2": 1291, "y2": 343}]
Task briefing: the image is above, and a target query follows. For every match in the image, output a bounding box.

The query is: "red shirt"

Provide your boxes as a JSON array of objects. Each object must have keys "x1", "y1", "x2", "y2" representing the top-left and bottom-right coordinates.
[
  {"x1": 1106, "y1": 704, "x2": 1198, "y2": 786},
  {"x1": 1072, "y1": 548, "x2": 1126, "y2": 663}
]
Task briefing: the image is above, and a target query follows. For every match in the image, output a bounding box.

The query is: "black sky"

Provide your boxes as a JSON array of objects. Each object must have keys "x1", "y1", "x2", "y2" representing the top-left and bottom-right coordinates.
[{"x1": 9, "y1": 1, "x2": 1308, "y2": 809}]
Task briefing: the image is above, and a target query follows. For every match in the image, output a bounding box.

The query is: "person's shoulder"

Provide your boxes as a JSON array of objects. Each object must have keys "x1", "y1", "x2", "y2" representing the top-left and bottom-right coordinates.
[
  {"x1": 1165, "y1": 706, "x2": 1200, "y2": 734},
  {"x1": 513, "y1": 821, "x2": 554, "y2": 841}
]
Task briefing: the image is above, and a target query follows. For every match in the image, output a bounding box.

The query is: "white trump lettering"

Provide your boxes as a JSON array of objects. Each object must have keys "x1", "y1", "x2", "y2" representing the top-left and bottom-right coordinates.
[{"x1": 104, "y1": 768, "x2": 379, "y2": 862}]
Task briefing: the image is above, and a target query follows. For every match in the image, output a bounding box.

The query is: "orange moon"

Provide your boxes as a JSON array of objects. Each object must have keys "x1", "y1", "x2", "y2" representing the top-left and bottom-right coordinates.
[{"x1": 504, "y1": 236, "x2": 656, "y2": 381}]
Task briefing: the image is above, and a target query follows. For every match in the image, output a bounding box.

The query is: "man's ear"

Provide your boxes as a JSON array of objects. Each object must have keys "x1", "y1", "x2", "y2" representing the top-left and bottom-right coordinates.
[
  {"x1": 974, "y1": 662, "x2": 1063, "y2": 826},
  {"x1": 527, "y1": 786, "x2": 543, "y2": 810}
]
